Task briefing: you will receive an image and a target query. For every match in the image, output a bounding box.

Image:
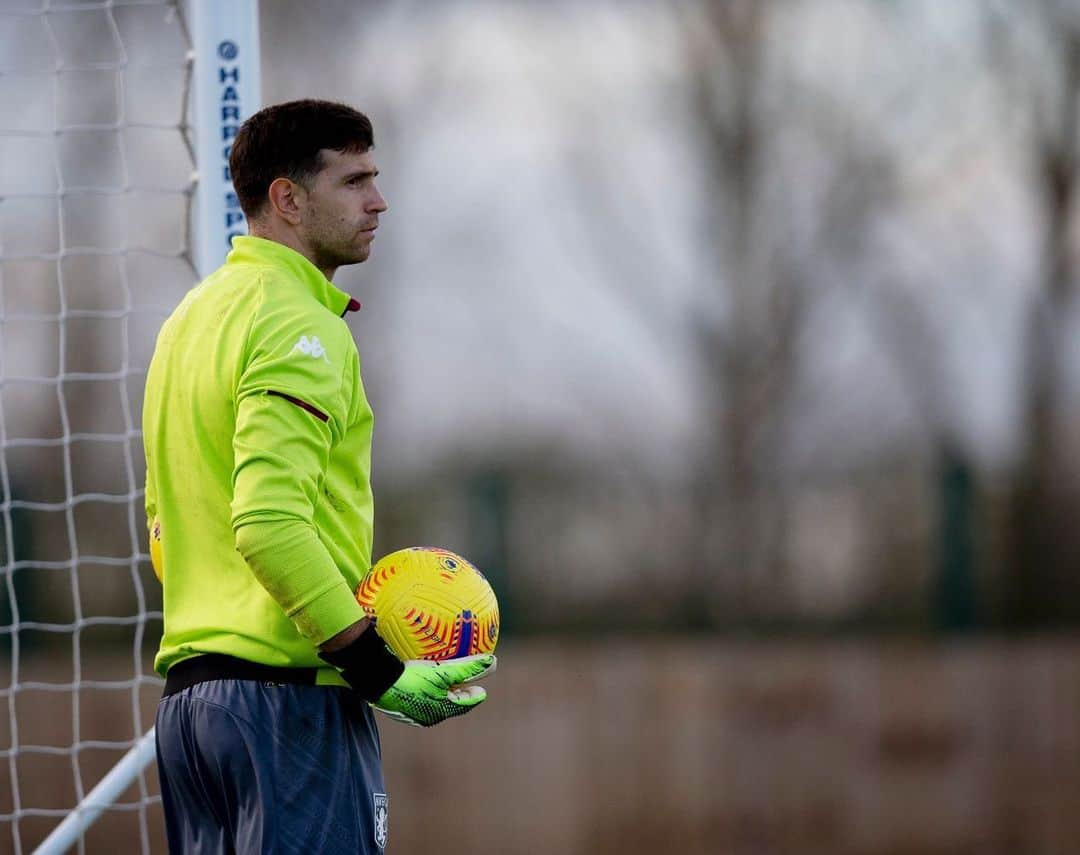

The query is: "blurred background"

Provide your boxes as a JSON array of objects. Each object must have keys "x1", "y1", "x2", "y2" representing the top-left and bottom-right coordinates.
[{"x1": 5, "y1": 0, "x2": 1080, "y2": 852}]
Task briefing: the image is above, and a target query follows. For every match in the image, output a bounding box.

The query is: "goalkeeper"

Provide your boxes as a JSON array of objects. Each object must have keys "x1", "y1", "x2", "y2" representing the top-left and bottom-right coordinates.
[{"x1": 143, "y1": 100, "x2": 495, "y2": 855}]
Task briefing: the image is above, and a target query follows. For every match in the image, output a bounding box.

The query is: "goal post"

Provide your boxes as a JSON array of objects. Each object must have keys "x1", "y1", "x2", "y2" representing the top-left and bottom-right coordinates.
[
  {"x1": 191, "y1": 0, "x2": 261, "y2": 278},
  {"x1": 0, "y1": 2, "x2": 260, "y2": 853},
  {"x1": 30, "y1": 730, "x2": 156, "y2": 855}
]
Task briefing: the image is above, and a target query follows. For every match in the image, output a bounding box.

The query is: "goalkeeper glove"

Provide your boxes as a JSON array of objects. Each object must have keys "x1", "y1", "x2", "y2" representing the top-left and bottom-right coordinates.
[
  {"x1": 318, "y1": 621, "x2": 497, "y2": 727},
  {"x1": 373, "y1": 654, "x2": 496, "y2": 727}
]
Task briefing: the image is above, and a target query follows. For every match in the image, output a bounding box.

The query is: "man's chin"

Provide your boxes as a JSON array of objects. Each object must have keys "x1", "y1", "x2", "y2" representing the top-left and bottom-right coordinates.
[
  {"x1": 319, "y1": 247, "x2": 370, "y2": 269},
  {"x1": 346, "y1": 240, "x2": 373, "y2": 263}
]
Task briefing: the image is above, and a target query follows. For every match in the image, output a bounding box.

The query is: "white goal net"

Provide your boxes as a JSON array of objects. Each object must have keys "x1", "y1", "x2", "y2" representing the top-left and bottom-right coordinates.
[{"x1": 0, "y1": 2, "x2": 199, "y2": 852}]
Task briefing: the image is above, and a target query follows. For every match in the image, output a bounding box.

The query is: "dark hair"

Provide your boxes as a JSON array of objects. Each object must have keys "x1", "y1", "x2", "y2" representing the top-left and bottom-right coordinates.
[{"x1": 229, "y1": 99, "x2": 375, "y2": 218}]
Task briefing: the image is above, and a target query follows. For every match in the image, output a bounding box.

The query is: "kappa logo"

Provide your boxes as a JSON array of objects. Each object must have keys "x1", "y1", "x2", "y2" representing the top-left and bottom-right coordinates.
[
  {"x1": 373, "y1": 793, "x2": 389, "y2": 849},
  {"x1": 292, "y1": 335, "x2": 330, "y2": 363}
]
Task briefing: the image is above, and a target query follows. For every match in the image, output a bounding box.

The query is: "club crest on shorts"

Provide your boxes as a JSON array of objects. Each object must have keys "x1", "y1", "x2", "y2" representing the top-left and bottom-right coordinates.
[{"x1": 373, "y1": 792, "x2": 389, "y2": 849}]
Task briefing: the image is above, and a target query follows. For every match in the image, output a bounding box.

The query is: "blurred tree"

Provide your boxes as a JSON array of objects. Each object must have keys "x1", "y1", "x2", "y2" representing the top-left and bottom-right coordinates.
[
  {"x1": 675, "y1": 0, "x2": 913, "y2": 624},
  {"x1": 984, "y1": 1, "x2": 1080, "y2": 625},
  {"x1": 681, "y1": 0, "x2": 781, "y2": 623}
]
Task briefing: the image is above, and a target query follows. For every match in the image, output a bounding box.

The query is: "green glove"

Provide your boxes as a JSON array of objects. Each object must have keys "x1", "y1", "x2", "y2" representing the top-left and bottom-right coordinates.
[{"x1": 373, "y1": 653, "x2": 497, "y2": 727}]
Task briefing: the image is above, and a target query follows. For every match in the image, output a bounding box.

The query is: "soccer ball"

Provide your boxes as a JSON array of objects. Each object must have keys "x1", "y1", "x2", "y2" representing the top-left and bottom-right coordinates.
[{"x1": 355, "y1": 547, "x2": 499, "y2": 662}]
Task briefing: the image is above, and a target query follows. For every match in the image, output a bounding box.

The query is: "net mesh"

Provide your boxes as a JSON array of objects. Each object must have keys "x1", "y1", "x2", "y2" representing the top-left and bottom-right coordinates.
[{"x1": 0, "y1": 2, "x2": 196, "y2": 851}]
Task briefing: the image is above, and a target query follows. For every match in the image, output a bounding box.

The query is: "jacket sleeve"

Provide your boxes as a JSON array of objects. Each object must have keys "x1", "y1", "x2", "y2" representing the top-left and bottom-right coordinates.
[{"x1": 230, "y1": 292, "x2": 365, "y2": 644}]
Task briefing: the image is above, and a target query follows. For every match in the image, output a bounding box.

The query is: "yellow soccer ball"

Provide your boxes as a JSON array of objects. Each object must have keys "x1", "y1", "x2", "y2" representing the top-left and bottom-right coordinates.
[
  {"x1": 149, "y1": 516, "x2": 164, "y2": 582},
  {"x1": 356, "y1": 547, "x2": 499, "y2": 661}
]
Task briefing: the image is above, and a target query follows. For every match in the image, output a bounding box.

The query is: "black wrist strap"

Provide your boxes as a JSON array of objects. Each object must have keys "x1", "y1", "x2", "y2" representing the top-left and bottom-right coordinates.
[{"x1": 319, "y1": 621, "x2": 405, "y2": 702}]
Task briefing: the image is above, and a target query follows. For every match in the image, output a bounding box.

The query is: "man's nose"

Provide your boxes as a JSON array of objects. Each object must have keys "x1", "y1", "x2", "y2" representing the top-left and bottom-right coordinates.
[{"x1": 368, "y1": 188, "x2": 388, "y2": 213}]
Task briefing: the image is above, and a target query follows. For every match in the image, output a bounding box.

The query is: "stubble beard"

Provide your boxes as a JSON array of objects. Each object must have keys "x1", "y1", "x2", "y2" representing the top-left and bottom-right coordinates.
[{"x1": 308, "y1": 223, "x2": 370, "y2": 271}]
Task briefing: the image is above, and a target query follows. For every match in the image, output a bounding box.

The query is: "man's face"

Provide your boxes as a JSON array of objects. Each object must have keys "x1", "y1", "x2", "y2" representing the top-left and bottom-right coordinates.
[{"x1": 297, "y1": 147, "x2": 387, "y2": 270}]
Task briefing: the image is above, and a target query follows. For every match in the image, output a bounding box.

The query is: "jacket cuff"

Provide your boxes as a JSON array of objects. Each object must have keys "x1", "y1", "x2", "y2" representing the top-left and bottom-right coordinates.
[
  {"x1": 319, "y1": 621, "x2": 405, "y2": 701},
  {"x1": 289, "y1": 579, "x2": 366, "y2": 645}
]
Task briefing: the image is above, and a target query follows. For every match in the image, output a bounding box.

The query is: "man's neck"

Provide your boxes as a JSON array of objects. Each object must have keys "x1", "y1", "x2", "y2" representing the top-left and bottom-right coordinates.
[{"x1": 247, "y1": 224, "x2": 337, "y2": 281}]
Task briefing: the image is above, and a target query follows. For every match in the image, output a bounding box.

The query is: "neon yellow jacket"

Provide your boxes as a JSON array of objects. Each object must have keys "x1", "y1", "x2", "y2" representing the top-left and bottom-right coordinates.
[{"x1": 144, "y1": 236, "x2": 373, "y2": 682}]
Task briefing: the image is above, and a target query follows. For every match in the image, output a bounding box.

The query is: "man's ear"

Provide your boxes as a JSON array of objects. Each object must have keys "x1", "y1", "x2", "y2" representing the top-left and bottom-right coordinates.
[{"x1": 267, "y1": 177, "x2": 304, "y2": 225}]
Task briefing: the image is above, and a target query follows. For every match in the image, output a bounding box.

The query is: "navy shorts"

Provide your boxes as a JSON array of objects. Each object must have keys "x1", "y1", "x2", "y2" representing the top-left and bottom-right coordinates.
[{"x1": 155, "y1": 673, "x2": 388, "y2": 854}]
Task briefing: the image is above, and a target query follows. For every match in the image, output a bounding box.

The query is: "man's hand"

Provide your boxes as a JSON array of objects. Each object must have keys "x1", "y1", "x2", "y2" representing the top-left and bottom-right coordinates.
[
  {"x1": 373, "y1": 654, "x2": 497, "y2": 728},
  {"x1": 318, "y1": 622, "x2": 498, "y2": 727}
]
